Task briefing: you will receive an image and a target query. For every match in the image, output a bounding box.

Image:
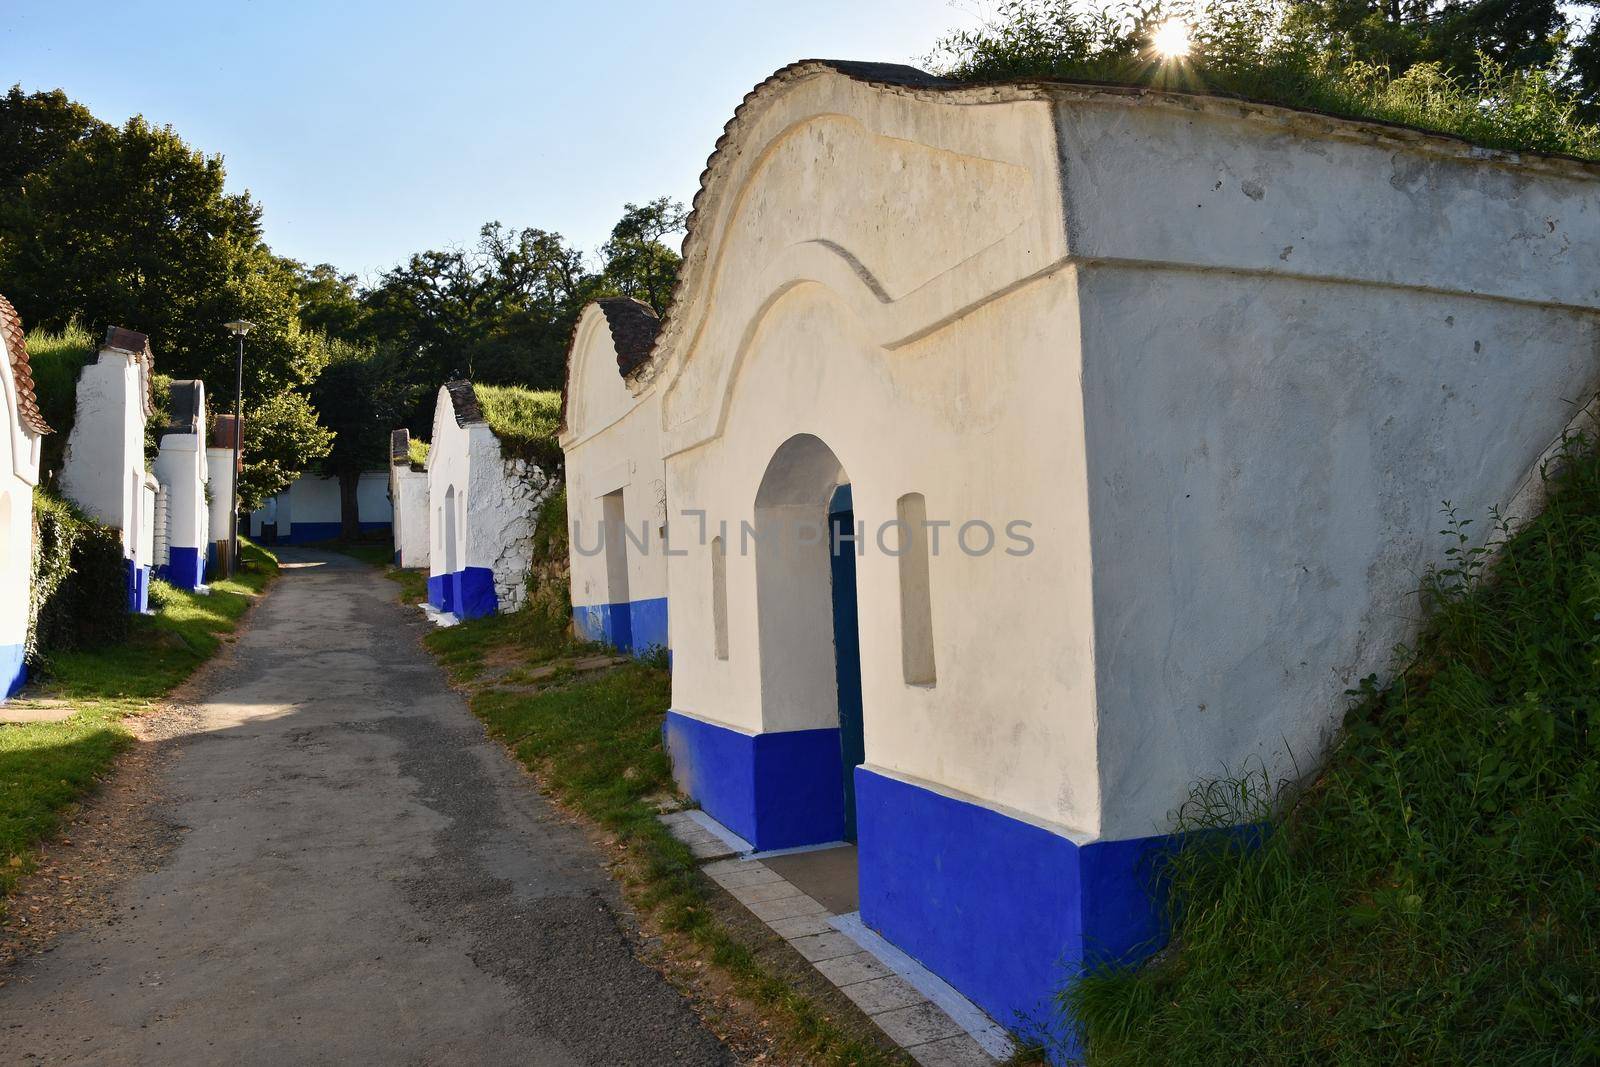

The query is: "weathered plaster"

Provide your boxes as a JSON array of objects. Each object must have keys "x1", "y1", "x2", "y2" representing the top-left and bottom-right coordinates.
[{"x1": 427, "y1": 384, "x2": 554, "y2": 615}]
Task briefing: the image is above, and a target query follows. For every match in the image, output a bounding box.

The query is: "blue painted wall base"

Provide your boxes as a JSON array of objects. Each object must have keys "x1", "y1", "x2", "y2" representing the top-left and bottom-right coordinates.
[
  {"x1": 158, "y1": 546, "x2": 206, "y2": 590},
  {"x1": 125, "y1": 561, "x2": 149, "y2": 613},
  {"x1": 0, "y1": 643, "x2": 26, "y2": 700},
  {"x1": 856, "y1": 768, "x2": 1177, "y2": 1046},
  {"x1": 278, "y1": 520, "x2": 391, "y2": 545},
  {"x1": 427, "y1": 567, "x2": 498, "y2": 619},
  {"x1": 572, "y1": 596, "x2": 668, "y2": 656},
  {"x1": 663, "y1": 710, "x2": 845, "y2": 850}
]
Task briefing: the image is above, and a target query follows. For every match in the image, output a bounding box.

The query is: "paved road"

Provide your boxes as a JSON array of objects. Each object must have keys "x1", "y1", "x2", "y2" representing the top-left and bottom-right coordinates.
[{"x1": 0, "y1": 550, "x2": 731, "y2": 1065}]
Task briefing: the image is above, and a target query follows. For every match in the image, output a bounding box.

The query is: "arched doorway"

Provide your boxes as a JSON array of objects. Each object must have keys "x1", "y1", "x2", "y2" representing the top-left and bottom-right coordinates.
[{"x1": 753, "y1": 434, "x2": 865, "y2": 842}]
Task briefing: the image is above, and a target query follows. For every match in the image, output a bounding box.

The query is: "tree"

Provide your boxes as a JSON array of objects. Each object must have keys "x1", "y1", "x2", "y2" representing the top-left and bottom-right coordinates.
[
  {"x1": 290, "y1": 261, "x2": 372, "y2": 343},
  {"x1": 600, "y1": 197, "x2": 687, "y2": 314},
  {"x1": 0, "y1": 86, "x2": 103, "y2": 198},
  {"x1": 238, "y1": 390, "x2": 334, "y2": 511},
  {"x1": 308, "y1": 340, "x2": 416, "y2": 538},
  {"x1": 0, "y1": 109, "x2": 326, "y2": 407},
  {"x1": 362, "y1": 221, "x2": 599, "y2": 397}
]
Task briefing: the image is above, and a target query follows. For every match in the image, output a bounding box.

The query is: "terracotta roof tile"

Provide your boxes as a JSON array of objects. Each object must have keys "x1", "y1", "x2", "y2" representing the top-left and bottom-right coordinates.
[{"x1": 0, "y1": 293, "x2": 50, "y2": 435}]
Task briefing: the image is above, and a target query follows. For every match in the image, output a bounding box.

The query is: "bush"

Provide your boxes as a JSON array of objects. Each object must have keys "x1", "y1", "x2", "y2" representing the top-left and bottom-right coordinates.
[
  {"x1": 29, "y1": 490, "x2": 129, "y2": 666},
  {"x1": 929, "y1": 0, "x2": 1600, "y2": 162},
  {"x1": 23, "y1": 322, "x2": 95, "y2": 487}
]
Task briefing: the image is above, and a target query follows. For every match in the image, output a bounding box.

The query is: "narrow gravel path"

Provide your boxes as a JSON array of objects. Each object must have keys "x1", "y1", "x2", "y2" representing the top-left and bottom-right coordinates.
[{"x1": 0, "y1": 549, "x2": 731, "y2": 1066}]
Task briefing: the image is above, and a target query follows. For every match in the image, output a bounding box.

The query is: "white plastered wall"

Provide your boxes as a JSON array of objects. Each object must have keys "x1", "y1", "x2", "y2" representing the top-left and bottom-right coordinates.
[
  {"x1": 656, "y1": 71, "x2": 1102, "y2": 837},
  {"x1": 59, "y1": 344, "x2": 149, "y2": 567},
  {"x1": 153, "y1": 385, "x2": 209, "y2": 559},
  {"x1": 1047, "y1": 92, "x2": 1600, "y2": 839},
  {"x1": 561, "y1": 304, "x2": 668, "y2": 613},
  {"x1": 205, "y1": 448, "x2": 235, "y2": 544},
  {"x1": 0, "y1": 327, "x2": 43, "y2": 658},
  {"x1": 427, "y1": 385, "x2": 549, "y2": 611},
  {"x1": 389, "y1": 458, "x2": 430, "y2": 568}
]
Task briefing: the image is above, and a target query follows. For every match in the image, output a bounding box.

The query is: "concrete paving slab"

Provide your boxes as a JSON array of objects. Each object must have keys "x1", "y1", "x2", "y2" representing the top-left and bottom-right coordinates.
[{"x1": 873, "y1": 1002, "x2": 969, "y2": 1047}]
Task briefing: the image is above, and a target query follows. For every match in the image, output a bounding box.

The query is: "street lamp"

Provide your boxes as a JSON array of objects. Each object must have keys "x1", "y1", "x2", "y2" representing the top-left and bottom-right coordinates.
[{"x1": 224, "y1": 320, "x2": 254, "y2": 576}]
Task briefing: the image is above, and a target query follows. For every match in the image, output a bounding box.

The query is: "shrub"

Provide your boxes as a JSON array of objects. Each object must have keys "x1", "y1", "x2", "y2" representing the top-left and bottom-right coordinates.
[
  {"x1": 23, "y1": 322, "x2": 94, "y2": 486},
  {"x1": 29, "y1": 490, "x2": 129, "y2": 667},
  {"x1": 930, "y1": 0, "x2": 1600, "y2": 162}
]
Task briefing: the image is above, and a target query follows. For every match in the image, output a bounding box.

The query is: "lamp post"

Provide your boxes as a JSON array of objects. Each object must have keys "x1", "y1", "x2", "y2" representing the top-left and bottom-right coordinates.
[{"x1": 224, "y1": 320, "x2": 254, "y2": 576}]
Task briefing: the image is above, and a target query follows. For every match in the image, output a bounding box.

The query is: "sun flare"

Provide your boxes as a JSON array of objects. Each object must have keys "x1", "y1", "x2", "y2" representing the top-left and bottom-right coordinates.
[{"x1": 1152, "y1": 19, "x2": 1193, "y2": 60}]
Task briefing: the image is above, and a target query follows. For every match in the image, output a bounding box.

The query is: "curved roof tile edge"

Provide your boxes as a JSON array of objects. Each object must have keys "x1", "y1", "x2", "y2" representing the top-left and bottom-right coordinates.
[
  {"x1": 558, "y1": 295, "x2": 662, "y2": 434},
  {"x1": 0, "y1": 293, "x2": 52, "y2": 436},
  {"x1": 644, "y1": 57, "x2": 1600, "y2": 380},
  {"x1": 443, "y1": 379, "x2": 484, "y2": 427}
]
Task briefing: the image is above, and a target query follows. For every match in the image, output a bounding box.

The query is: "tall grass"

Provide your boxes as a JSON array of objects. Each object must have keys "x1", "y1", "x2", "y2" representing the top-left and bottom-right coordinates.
[
  {"x1": 474, "y1": 384, "x2": 562, "y2": 473},
  {"x1": 1060, "y1": 439, "x2": 1600, "y2": 1063},
  {"x1": 930, "y1": 0, "x2": 1600, "y2": 161},
  {"x1": 24, "y1": 322, "x2": 95, "y2": 483}
]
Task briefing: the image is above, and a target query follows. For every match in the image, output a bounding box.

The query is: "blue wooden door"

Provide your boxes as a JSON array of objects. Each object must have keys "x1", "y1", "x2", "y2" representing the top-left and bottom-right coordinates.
[{"x1": 829, "y1": 485, "x2": 865, "y2": 842}]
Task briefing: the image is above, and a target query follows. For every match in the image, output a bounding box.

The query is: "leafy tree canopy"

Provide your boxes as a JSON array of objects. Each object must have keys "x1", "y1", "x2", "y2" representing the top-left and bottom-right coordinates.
[{"x1": 0, "y1": 91, "x2": 327, "y2": 404}]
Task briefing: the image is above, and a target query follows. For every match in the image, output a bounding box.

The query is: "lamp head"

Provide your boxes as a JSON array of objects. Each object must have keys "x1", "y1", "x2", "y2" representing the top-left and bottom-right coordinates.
[{"x1": 224, "y1": 319, "x2": 256, "y2": 337}]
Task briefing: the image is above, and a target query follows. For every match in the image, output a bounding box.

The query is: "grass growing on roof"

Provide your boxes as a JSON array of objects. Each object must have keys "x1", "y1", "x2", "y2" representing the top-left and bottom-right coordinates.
[
  {"x1": 24, "y1": 322, "x2": 95, "y2": 483},
  {"x1": 473, "y1": 384, "x2": 562, "y2": 473},
  {"x1": 931, "y1": 0, "x2": 1600, "y2": 162},
  {"x1": 1060, "y1": 440, "x2": 1600, "y2": 1064},
  {"x1": 407, "y1": 436, "x2": 429, "y2": 468},
  {"x1": 0, "y1": 541, "x2": 278, "y2": 906}
]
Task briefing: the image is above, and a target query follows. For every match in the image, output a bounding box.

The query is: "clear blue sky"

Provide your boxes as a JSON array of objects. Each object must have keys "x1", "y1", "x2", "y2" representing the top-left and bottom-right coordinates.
[{"x1": 2, "y1": 0, "x2": 983, "y2": 280}]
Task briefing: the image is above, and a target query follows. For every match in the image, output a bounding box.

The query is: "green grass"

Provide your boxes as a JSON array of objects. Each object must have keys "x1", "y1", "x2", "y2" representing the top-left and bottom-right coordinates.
[
  {"x1": 0, "y1": 540, "x2": 279, "y2": 902},
  {"x1": 473, "y1": 384, "x2": 562, "y2": 471},
  {"x1": 24, "y1": 322, "x2": 95, "y2": 482},
  {"x1": 407, "y1": 436, "x2": 429, "y2": 468},
  {"x1": 389, "y1": 567, "x2": 428, "y2": 605},
  {"x1": 415, "y1": 600, "x2": 904, "y2": 1065},
  {"x1": 932, "y1": 0, "x2": 1600, "y2": 162},
  {"x1": 1062, "y1": 442, "x2": 1600, "y2": 1064}
]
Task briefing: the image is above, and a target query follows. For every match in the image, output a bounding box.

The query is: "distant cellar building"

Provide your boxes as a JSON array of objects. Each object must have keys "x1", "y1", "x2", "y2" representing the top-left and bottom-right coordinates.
[
  {"x1": 560, "y1": 297, "x2": 669, "y2": 654},
  {"x1": 564, "y1": 60, "x2": 1600, "y2": 1032},
  {"x1": 59, "y1": 327, "x2": 159, "y2": 613}
]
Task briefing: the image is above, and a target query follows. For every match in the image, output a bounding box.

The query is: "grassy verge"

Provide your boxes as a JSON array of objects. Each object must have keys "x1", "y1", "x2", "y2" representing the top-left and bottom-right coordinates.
[
  {"x1": 1063, "y1": 444, "x2": 1600, "y2": 1062},
  {"x1": 0, "y1": 541, "x2": 279, "y2": 902},
  {"x1": 412, "y1": 598, "x2": 905, "y2": 1065}
]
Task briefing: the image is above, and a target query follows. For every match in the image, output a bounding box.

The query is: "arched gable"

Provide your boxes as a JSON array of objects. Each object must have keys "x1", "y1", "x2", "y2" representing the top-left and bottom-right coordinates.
[
  {"x1": 560, "y1": 297, "x2": 660, "y2": 447},
  {"x1": 648, "y1": 61, "x2": 1069, "y2": 457}
]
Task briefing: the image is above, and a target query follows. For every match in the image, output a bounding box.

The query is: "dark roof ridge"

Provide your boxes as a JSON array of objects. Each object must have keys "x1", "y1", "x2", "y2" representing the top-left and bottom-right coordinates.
[{"x1": 443, "y1": 379, "x2": 484, "y2": 427}]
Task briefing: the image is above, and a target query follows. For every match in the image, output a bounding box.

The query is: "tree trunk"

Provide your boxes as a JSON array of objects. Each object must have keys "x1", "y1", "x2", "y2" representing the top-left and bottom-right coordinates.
[{"x1": 339, "y1": 469, "x2": 361, "y2": 541}]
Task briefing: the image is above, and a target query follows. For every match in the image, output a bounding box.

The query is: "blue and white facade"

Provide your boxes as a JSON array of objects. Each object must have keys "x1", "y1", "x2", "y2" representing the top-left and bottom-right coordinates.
[
  {"x1": 0, "y1": 295, "x2": 50, "y2": 698},
  {"x1": 248, "y1": 471, "x2": 392, "y2": 544},
  {"x1": 425, "y1": 382, "x2": 554, "y2": 620},
  {"x1": 601, "y1": 60, "x2": 1600, "y2": 1047},
  {"x1": 388, "y1": 430, "x2": 429, "y2": 570},
  {"x1": 59, "y1": 327, "x2": 157, "y2": 614},
  {"x1": 152, "y1": 380, "x2": 210, "y2": 590},
  {"x1": 560, "y1": 298, "x2": 669, "y2": 656}
]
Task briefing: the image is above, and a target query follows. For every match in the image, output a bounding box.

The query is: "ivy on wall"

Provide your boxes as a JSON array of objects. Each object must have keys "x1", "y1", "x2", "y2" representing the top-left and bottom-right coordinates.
[{"x1": 28, "y1": 489, "x2": 129, "y2": 667}]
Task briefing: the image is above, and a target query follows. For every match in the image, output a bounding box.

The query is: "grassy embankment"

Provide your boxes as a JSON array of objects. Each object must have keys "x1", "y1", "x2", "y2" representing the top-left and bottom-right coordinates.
[
  {"x1": 1063, "y1": 441, "x2": 1600, "y2": 1063},
  {"x1": 0, "y1": 542, "x2": 279, "y2": 902}
]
